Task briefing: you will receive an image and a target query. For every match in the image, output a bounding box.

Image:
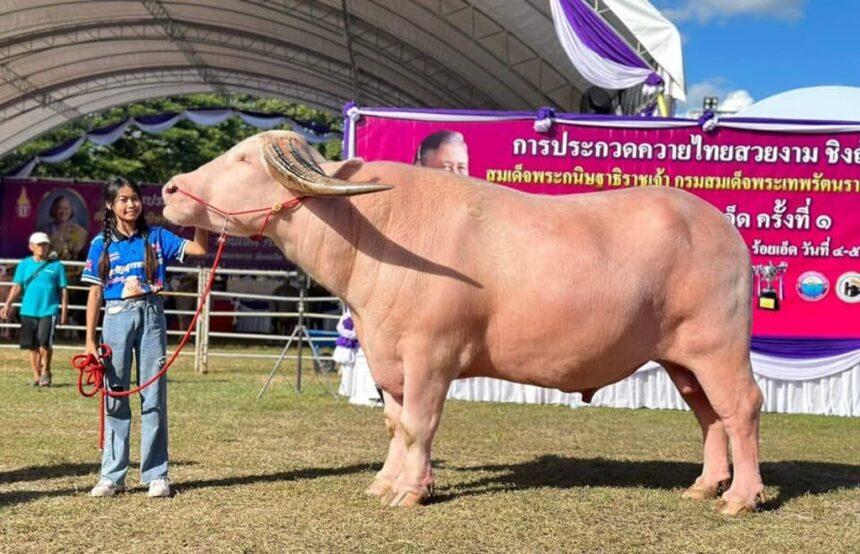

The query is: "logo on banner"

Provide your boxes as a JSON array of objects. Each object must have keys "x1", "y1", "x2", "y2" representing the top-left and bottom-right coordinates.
[
  {"x1": 835, "y1": 272, "x2": 860, "y2": 303},
  {"x1": 796, "y1": 271, "x2": 829, "y2": 301},
  {"x1": 753, "y1": 261, "x2": 788, "y2": 310},
  {"x1": 16, "y1": 187, "x2": 31, "y2": 218}
]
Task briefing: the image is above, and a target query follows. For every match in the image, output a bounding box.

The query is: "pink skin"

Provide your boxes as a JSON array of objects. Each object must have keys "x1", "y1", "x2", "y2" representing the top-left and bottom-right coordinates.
[{"x1": 164, "y1": 131, "x2": 765, "y2": 511}]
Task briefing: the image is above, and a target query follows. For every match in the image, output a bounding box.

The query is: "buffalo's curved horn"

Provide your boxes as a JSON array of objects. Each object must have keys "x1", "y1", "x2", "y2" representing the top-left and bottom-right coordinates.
[{"x1": 262, "y1": 133, "x2": 393, "y2": 197}]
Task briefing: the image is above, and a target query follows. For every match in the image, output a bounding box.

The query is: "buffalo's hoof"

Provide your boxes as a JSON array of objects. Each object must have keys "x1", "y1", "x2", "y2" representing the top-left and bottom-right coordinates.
[
  {"x1": 683, "y1": 479, "x2": 730, "y2": 500},
  {"x1": 381, "y1": 489, "x2": 427, "y2": 507},
  {"x1": 380, "y1": 484, "x2": 432, "y2": 507},
  {"x1": 715, "y1": 491, "x2": 766, "y2": 516},
  {"x1": 365, "y1": 477, "x2": 394, "y2": 497}
]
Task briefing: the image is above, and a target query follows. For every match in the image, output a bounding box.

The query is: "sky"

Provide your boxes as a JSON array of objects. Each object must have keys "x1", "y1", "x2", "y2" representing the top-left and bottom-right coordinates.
[{"x1": 649, "y1": 0, "x2": 860, "y2": 115}]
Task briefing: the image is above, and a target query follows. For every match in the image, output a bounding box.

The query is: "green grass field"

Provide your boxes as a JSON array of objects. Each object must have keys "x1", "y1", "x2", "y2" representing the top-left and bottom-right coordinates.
[{"x1": 0, "y1": 346, "x2": 858, "y2": 553}]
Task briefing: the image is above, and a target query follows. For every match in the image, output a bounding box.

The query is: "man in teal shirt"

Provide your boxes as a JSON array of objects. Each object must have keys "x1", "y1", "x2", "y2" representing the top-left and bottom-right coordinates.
[{"x1": 1, "y1": 232, "x2": 69, "y2": 386}]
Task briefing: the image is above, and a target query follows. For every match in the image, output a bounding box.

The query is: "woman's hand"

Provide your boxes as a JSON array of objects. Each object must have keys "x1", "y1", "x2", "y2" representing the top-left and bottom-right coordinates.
[
  {"x1": 85, "y1": 339, "x2": 100, "y2": 358},
  {"x1": 185, "y1": 228, "x2": 209, "y2": 257}
]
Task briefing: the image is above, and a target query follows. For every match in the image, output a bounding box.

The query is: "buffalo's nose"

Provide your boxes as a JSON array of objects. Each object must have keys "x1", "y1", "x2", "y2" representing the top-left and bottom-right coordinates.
[{"x1": 163, "y1": 181, "x2": 179, "y2": 194}]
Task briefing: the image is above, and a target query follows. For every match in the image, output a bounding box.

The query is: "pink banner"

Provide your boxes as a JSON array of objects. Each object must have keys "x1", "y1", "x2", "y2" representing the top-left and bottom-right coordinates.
[
  {"x1": 349, "y1": 112, "x2": 860, "y2": 339},
  {"x1": 0, "y1": 179, "x2": 288, "y2": 269}
]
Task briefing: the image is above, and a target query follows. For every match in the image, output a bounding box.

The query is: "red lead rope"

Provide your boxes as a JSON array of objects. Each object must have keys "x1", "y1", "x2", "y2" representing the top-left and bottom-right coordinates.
[{"x1": 72, "y1": 188, "x2": 303, "y2": 449}]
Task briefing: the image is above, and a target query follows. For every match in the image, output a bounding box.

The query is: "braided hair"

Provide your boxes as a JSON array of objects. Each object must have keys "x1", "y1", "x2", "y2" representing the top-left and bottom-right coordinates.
[{"x1": 98, "y1": 176, "x2": 158, "y2": 285}]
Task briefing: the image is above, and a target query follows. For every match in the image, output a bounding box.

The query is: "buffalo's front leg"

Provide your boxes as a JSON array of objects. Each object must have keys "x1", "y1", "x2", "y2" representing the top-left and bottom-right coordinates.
[
  {"x1": 366, "y1": 390, "x2": 404, "y2": 497},
  {"x1": 381, "y1": 363, "x2": 451, "y2": 507}
]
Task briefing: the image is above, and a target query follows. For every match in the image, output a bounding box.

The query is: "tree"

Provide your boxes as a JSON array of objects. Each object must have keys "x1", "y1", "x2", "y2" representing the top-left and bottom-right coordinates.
[{"x1": 0, "y1": 95, "x2": 343, "y2": 183}]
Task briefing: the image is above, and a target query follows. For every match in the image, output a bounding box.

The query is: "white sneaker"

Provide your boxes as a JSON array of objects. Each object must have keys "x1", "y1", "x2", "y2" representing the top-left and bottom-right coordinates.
[
  {"x1": 148, "y1": 478, "x2": 170, "y2": 498},
  {"x1": 90, "y1": 478, "x2": 123, "y2": 497}
]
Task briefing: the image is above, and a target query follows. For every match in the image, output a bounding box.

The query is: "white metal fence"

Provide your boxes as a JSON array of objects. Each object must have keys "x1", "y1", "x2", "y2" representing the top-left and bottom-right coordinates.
[{"x1": 0, "y1": 258, "x2": 342, "y2": 388}]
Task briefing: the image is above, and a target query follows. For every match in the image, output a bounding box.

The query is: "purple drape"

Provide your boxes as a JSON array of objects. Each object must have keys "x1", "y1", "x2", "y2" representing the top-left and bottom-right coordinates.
[
  {"x1": 135, "y1": 113, "x2": 179, "y2": 126},
  {"x1": 751, "y1": 336, "x2": 860, "y2": 359},
  {"x1": 39, "y1": 136, "x2": 82, "y2": 157},
  {"x1": 87, "y1": 118, "x2": 130, "y2": 138},
  {"x1": 560, "y1": 0, "x2": 648, "y2": 70},
  {"x1": 5, "y1": 108, "x2": 342, "y2": 177}
]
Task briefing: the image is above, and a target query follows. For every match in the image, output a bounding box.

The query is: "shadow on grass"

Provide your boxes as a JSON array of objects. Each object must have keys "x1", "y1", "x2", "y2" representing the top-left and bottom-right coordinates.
[
  {"x1": 0, "y1": 462, "x2": 378, "y2": 506},
  {"x1": 760, "y1": 460, "x2": 860, "y2": 509},
  {"x1": 0, "y1": 460, "x2": 199, "y2": 486},
  {"x1": 0, "y1": 487, "x2": 84, "y2": 506},
  {"x1": 434, "y1": 455, "x2": 860, "y2": 510},
  {"x1": 176, "y1": 461, "x2": 378, "y2": 493},
  {"x1": 4, "y1": 457, "x2": 854, "y2": 511},
  {"x1": 0, "y1": 462, "x2": 98, "y2": 485},
  {"x1": 0, "y1": 460, "x2": 199, "y2": 506}
]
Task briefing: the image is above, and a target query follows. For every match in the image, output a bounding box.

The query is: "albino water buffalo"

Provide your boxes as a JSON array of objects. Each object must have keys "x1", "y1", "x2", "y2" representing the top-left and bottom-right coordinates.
[{"x1": 163, "y1": 131, "x2": 765, "y2": 515}]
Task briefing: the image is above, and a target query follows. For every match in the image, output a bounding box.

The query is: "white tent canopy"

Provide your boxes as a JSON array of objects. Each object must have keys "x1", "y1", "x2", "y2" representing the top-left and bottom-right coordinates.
[
  {"x1": 0, "y1": 0, "x2": 680, "y2": 158},
  {"x1": 601, "y1": 0, "x2": 685, "y2": 101}
]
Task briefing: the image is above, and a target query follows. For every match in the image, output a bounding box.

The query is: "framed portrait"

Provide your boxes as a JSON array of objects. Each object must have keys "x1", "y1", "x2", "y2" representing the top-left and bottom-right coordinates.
[{"x1": 36, "y1": 187, "x2": 91, "y2": 261}]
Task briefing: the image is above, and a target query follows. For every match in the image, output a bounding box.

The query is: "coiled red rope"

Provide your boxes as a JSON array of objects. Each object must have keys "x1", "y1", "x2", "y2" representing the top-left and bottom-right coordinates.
[
  {"x1": 72, "y1": 188, "x2": 304, "y2": 448},
  {"x1": 71, "y1": 344, "x2": 112, "y2": 449}
]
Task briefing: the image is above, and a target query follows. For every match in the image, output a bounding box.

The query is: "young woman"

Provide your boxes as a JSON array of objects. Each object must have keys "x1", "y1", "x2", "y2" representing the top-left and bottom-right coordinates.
[{"x1": 82, "y1": 177, "x2": 208, "y2": 498}]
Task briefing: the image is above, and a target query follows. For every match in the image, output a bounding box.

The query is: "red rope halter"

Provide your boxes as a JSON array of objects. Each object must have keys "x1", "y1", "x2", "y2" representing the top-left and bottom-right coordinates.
[{"x1": 172, "y1": 187, "x2": 304, "y2": 241}]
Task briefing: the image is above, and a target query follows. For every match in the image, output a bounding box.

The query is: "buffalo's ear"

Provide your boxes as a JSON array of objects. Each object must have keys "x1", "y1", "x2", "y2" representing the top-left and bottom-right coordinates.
[{"x1": 321, "y1": 158, "x2": 365, "y2": 181}]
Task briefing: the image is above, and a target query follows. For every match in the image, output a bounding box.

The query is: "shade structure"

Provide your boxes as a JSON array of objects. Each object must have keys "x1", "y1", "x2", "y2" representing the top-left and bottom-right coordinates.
[{"x1": 0, "y1": 0, "x2": 680, "y2": 159}]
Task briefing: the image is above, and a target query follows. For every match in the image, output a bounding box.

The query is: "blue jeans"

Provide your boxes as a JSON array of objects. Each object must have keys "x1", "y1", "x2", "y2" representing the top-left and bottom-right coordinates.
[{"x1": 100, "y1": 295, "x2": 168, "y2": 485}]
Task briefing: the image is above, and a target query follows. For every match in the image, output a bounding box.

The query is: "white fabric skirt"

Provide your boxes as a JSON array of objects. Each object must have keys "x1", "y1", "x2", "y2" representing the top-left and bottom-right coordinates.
[{"x1": 337, "y1": 349, "x2": 382, "y2": 406}]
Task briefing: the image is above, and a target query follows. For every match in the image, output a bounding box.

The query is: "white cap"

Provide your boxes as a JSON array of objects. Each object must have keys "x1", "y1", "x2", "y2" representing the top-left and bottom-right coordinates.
[{"x1": 29, "y1": 231, "x2": 51, "y2": 245}]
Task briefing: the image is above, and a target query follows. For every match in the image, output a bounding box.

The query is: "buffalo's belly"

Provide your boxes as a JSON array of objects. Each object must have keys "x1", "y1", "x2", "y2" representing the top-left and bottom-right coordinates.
[
  {"x1": 466, "y1": 341, "x2": 650, "y2": 391},
  {"x1": 474, "y1": 297, "x2": 659, "y2": 389}
]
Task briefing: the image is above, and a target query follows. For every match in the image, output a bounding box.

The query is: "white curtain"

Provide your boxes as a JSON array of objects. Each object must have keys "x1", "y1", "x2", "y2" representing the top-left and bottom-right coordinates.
[
  {"x1": 341, "y1": 359, "x2": 859, "y2": 416},
  {"x1": 184, "y1": 109, "x2": 233, "y2": 126},
  {"x1": 550, "y1": 0, "x2": 653, "y2": 90},
  {"x1": 237, "y1": 112, "x2": 286, "y2": 129},
  {"x1": 446, "y1": 362, "x2": 859, "y2": 416},
  {"x1": 87, "y1": 120, "x2": 132, "y2": 146}
]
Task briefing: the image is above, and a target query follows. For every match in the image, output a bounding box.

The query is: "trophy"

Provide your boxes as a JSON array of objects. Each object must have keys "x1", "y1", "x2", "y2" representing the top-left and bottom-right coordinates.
[{"x1": 753, "y1": 261, "x2": 788, "y2": 310}]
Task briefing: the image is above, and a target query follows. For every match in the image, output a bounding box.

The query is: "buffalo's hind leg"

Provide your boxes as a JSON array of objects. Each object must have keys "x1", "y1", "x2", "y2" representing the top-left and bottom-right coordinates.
[
  {"x1": 366, "y1": 390, "x2": 404, "y2": 497},
  {"x1": 690, "y1": 355, "x2": 765, "y2": 515},
  {"x1": 662, "y1": 361, "x2": 731, "y2": 500}
]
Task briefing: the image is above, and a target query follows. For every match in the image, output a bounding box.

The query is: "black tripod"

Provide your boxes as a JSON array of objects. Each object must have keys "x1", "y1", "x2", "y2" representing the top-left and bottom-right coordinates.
[{"x1": 257, "y1": 272, "x2": 335, "y2": 399}]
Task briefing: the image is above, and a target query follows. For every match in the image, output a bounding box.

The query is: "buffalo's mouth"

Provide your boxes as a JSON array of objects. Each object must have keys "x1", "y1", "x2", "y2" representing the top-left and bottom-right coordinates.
[{"x1": 161, "y1": 181, "x2": 195, "y2": 224}]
